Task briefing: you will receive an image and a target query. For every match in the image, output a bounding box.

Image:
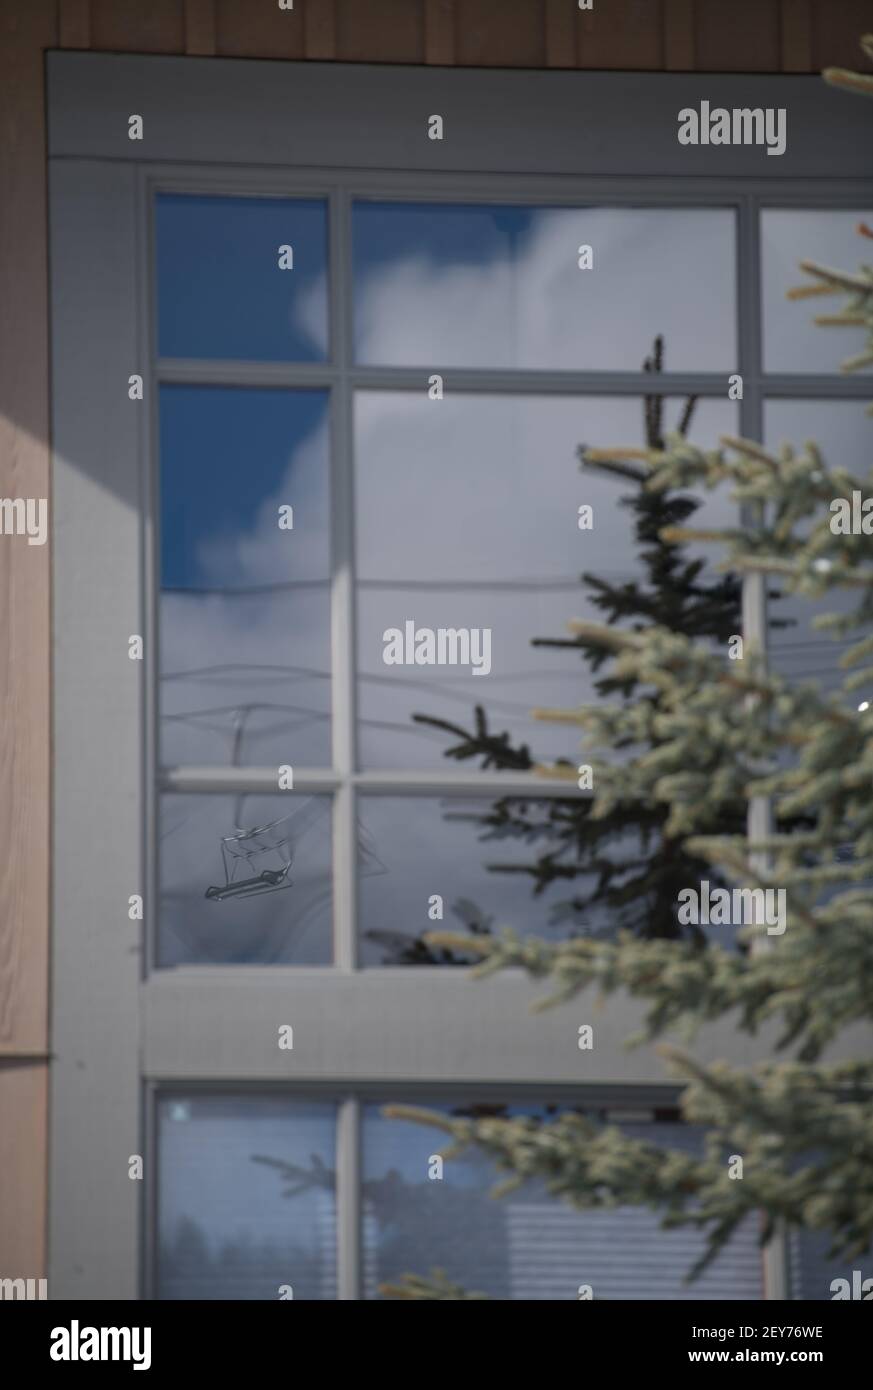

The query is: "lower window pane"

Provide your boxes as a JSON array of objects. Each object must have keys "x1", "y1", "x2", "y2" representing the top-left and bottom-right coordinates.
[
  {"x1": 789, "y1": 1228, "x2": 873, "y2": 1301},
  {"x1": 157, "y1": 1096, "x2": 337, "y2": 1300},
  {"x1": 362, "y1": 1104, "x2": 764, "y2": 1300},
  {"x1": 155, "y1": 1095, "x2": 764, "y2": 1300},
  {"x1": 158, "y1": 793, "x2": 333, "y2": 965}
]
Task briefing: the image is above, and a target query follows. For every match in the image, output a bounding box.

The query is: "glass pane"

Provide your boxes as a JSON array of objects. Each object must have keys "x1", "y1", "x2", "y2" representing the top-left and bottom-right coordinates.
[
  {"x1": 156, "y1": 193, "x2": 328, "y2": 361},
  {"x1": 362, "y1": 1104, "x2": 763, "y2": 1300},
  {"x1": 359, "y1": 795, "x2": 624, "y2": 964},
  {"x1": 158, "y1": 794, "x2": 332, "y2": 965},
  {"x1": 158, "y1": 1096, "x2": 336, "y2": 1299},
  {"x1": 762, "y1": 209, "x2": 873, "y2": 373},
  {"x1": 353, "y1": 203, "x2": 736, "y2": 370},
  {"x1": 789, "y1": 1228, "x2": 873, "y2": 1301},
  {"x1": 765, "y1": 399, "x2": 872, "y2": 701},
  {"x1": 355, "y1": 391, "x2": 738, "y2": 769},
  {"x1": 159, "y1": 386, "x2": 331, "y2": 768},
  {"x1": 359, "y1": 797, "x2": 750, "y2": 965}
]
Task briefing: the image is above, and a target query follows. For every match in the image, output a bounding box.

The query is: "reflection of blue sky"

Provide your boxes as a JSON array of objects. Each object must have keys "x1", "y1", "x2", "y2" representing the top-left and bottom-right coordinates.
[
  {"x1": 353, "y1": 203, "x2": 737, "y2": 370},
  {"x1": 355, "y1": 201, "x2": 529, "y2": 273},
  {"x1": 159, "y1": 386, "x2": 331, "y2": 768},
  {"x1": 157, "y1": 194, "x2": 328, "y2": 361},
  {"x1": 161, "y1": 386, "x2": 328, "y2": 588}
]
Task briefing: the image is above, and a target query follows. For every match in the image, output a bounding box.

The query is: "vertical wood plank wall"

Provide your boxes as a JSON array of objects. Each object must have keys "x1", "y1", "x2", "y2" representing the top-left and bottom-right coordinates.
[
  {"x1": 0, "y1": 0, "x2": 55, "y2": 1285},
  {"x1": 29, "y1": 0, "x2": 873, "y2": 69},
  {"x1": 0, "y1": 0, "x2": 871, "y2": 1290}
]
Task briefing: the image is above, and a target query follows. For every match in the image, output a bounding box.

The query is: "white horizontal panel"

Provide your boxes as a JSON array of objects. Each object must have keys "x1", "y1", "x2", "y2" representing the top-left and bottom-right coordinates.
[
  {"x1": 142, "y1": 971, "x2": 873, "y2": 1084},
  {"x1": 47, "y1": 56, "x2": 872, "y2": 180}
]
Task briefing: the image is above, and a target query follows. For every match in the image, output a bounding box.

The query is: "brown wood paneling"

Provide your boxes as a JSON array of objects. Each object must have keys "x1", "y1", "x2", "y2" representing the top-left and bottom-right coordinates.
[
  {"x1": 695, "y1": 0, "x2": 781, "y2": 72},
  {"x1": 336, "y1": 0, "x2": 425, "y2": 63},
  {"x1": 425, "y1": 0, "x2": 455, "y2": 65},
  {"x1": 456, "y1": 0, "x2": 544, "y2": 67},
  {"x1": 545, "y1": 0, "x2": 574, "y2": 68},
  {"x1": 305, "y1": 0, "x2": 337, "y2": 59},
  {"x1": 575, "y1": 0, "x2": 663, "y2": 71},
  {"x1": 38, "y1": 0, "x2": 873, "y2": 75},
  {"x1": 0, "y1": 0, "x2": 52, "y2": 1058},
  {"x1": 185, "y1": 0, "x2": 217, "y2": 55},
  {"x1": 59, "y1": 0, "x2": 91, "y2": 49},
  {"x1": 780, "y1": 0, "x2": 812, "y2": 71},
  {"x1": 0, "y1": 0, "x2": 53, "y2": 1286},
  {"x1": 216, "y1": 0, "x2": 304, "y2": 58},
  {"x1": 811, "y1": 0, "x2": 873, "y2": 72},
  {"x1": 90, "y1": 0, "x2": 185, "y2": 53},
  {"x1": 0, "y1": 1063, "x2": 47, "y2": 1277},
  {"x1": 664, "y1": 0, "x2": 694, "y2": 70}
]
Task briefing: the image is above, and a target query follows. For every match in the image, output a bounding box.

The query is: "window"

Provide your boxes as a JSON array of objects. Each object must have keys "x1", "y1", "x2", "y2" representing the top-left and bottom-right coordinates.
[
  {"x1": 156, "y1": 1091, "x2": 762, "y2": 1301},
  {"x1": 789, "y1": 1227, "x2": 873, "y2": 1302},
  {"x1": 48, "y1": 53, "x2": 873, "y2": 1300},
  {"x1": 156, "y1": 198, "x2": 741, "y2": 968}
]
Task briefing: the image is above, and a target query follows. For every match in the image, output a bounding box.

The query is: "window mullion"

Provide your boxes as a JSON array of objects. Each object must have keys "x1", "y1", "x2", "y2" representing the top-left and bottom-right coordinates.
[
  {"x1": 331, "y1": 187, "x2": 359, "y2": 971},
  {"x1": 739, "y1": 194, "x2": 790, "y2": 1302}
]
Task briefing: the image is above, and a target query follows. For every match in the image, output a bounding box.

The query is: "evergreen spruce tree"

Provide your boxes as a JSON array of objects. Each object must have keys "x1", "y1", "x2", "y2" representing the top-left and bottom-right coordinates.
[
  {"x1": 383, "y1": 38, "x2": 873, "y2": 1295},
  {"x1": 369, "y1": 339, "x2": 767, "y2": 964}
]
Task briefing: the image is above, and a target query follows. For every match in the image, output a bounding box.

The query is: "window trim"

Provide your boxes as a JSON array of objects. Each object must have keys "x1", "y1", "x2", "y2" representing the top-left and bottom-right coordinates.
[
  {"x1": 47, "y1": 53, "x2": 873, "y2": 180},
  {"x1": 48, "y1": 54, "x2": 873, "y2": 1301},
  {"x1": 147, "y1": 167, "x2": 871, "y2": 983}
]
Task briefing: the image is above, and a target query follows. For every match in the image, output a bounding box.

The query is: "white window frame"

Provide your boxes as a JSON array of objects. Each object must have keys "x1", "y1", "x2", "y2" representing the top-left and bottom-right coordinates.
[{"x1": 47, "y1": 52, "x2": 873, "y2": 1301}]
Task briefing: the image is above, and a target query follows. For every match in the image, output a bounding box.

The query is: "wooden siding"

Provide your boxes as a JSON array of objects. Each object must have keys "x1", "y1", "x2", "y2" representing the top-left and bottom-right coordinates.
[
  {"x1": 0, "y1": 1064, "x2": 47, "y2": 1275},
  {"x1": 45, "y1": 0, "x2": 873, "y2": 70},
  {"x1": 0, "y1": 0, "x2": 55, "y2": 1287}
]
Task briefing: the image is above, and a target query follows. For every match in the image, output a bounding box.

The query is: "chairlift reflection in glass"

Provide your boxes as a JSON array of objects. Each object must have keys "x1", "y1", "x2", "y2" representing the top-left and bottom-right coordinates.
[
  {"x1": 204, "y1": 797, "x2": 326, "y2": 902},
  {"x1": 184, "y1": 704, "x2": 383, "y2": 912},
  {"x1": 203, "y1": 792, "x2": 387, "y2": 906}
]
